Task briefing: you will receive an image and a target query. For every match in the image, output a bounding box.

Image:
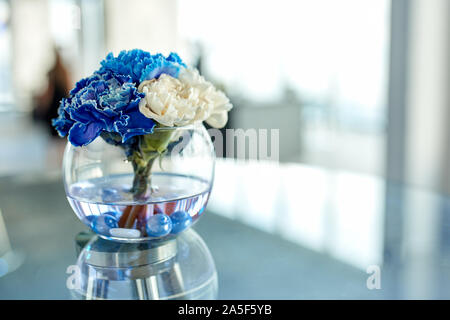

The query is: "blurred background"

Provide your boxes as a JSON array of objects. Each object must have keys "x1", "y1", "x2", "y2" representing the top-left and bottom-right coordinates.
[
  {"x1": 0, "y1": 0, "x2": 392, "y2": 176},
  {"x1": 1, "y1": 0, "x2": 450, "y2": 299}
]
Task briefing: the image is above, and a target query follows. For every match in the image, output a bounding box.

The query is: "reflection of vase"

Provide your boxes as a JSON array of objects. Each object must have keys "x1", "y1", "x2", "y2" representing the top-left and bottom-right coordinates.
[
  {"x1": 71, "y1": 229, "x2": 218, "y2": 300},
  {"x1": 63, "y1": 124, "x2": 215, "y2": 242}
]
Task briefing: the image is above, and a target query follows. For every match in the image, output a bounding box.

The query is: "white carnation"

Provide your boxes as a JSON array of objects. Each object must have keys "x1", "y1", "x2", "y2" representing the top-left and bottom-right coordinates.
[{"x1": 138, "y1": 68, "x2": 232, "y2": 128}]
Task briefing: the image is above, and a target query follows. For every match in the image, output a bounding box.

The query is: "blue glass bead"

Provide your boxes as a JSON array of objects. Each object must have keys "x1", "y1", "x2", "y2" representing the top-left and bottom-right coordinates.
[
  {"x1": 103, "y1": 211, "x2": 118, "y2": 219},
  {"x1": 170, "y1": 211, "x2": 192, "y2": 234},
  {"x1": 91, "y1": 215, "x2": 118, "y2": 235},
  {"x1": 85, "y1": 215, "x2": 96, "y2": 224},
  {"x1": 146, "y1": 214, "x2": 172, "y2": 237}
]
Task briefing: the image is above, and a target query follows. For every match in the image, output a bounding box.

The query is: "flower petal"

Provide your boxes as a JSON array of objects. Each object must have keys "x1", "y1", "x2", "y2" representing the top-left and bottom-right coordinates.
[
  {"x1": 138, "y1": 68, "x2": 233, "y2": 128},
  {"x1": 68, "y1": 122, "x2": 103, "y2": 147},
  {"x1": 206, "y1": 111, "x2": 228, "y2": 129}
]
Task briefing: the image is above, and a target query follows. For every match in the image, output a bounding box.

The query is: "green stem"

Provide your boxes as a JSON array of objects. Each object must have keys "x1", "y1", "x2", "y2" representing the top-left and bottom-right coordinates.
[
  {"x1": 129, "y1": 129, "x2": 175, "y2": 200},
  {"x1": 131, "y1": 157, "x2": 155, "y2": 200}
]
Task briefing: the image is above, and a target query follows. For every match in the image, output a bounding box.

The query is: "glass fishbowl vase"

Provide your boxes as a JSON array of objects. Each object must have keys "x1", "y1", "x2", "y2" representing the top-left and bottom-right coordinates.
[{"x1": 63, "y1": 124, "x2": 215, "y2": 243}]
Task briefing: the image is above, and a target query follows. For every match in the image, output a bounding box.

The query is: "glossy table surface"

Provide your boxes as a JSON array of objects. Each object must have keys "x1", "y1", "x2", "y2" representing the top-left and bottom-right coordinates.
[{"x1": 0, "y1": 160, "x2": 449, "y2": 299}]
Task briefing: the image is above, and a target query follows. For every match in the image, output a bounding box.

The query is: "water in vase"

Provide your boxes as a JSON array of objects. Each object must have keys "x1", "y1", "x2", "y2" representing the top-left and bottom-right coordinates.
[{"x1": 67, "y1": 172, "x2": 211, "y2": 241}]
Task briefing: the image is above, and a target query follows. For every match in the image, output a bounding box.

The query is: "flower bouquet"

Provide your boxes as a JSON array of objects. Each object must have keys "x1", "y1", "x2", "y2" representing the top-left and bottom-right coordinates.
[{"x1": 53, "y1": 50, "x2": 232, "y2": 241}]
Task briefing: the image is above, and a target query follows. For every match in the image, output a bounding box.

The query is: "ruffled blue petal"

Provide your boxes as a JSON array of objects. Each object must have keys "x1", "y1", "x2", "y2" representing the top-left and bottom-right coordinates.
[
  {"x1": 52, "y1": 100, "x2": 75, "y2": 137},
  {"x1": 52, "y1": 69, "x2": 153, "y2": 146},
  {"x1": 166, "y1": 52, "x2": 187, "y2": 67},
  {"x1": 99, "y1": 49, "x2": 185, "y2": 83},
  {"x1": 68, "y1": 122, "x2": 103, "y2": 147},
  {"x1": 139, "y1": 55, "x2": 181, "y2": 82},
  {"x1": 115, "y1": 109, "x2": 155, "y2": 142}
]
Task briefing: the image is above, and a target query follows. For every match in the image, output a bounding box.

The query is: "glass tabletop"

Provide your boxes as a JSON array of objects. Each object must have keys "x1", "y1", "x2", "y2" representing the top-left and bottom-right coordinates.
[{"x1": 0, "y1": 160, "x2": 449, "y2": 299}]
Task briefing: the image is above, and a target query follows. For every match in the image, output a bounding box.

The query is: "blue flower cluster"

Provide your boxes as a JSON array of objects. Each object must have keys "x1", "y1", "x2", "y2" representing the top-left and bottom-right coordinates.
[
  {"x1": 52, "y1": 50, "x2": 186, "y2": 147},
  {"x1": 52, "y1": 70, "x2": 153, "y2": 146},
  {"x1": 100, "y1": 50, "x2": 186, "y2": 83}
]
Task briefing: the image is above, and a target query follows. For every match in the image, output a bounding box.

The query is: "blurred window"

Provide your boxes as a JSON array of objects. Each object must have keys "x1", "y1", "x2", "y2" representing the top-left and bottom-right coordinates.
[
  {"x1": 178, "y1": 0, "x2": 390, "y2": 174},
  {"x1": 178, "y1": 0, "x2": 389, "y2": 127},
  {"x1": 49, "y1": 0, "x2": 79, "y2": 48}
]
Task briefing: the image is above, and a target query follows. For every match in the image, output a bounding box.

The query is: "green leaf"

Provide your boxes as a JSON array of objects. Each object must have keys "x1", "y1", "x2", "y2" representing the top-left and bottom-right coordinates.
[{"x1": 140, "y1": 129, "x2": 175, "y2": 155}]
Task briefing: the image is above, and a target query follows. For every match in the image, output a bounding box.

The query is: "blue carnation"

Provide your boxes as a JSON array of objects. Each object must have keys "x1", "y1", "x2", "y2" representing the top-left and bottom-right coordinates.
[
  {"x1": 99, "y1": 49, "x2": 186, "y2": 83},
  {"x1": 52, "y1": 70, "x2": 155, "y2": 147}
]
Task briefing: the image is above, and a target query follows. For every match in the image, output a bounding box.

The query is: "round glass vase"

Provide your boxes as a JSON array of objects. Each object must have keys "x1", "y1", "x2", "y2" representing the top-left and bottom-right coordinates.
[{"x1": 63, "y1": 124, "x2": 215, "y2": 243}]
